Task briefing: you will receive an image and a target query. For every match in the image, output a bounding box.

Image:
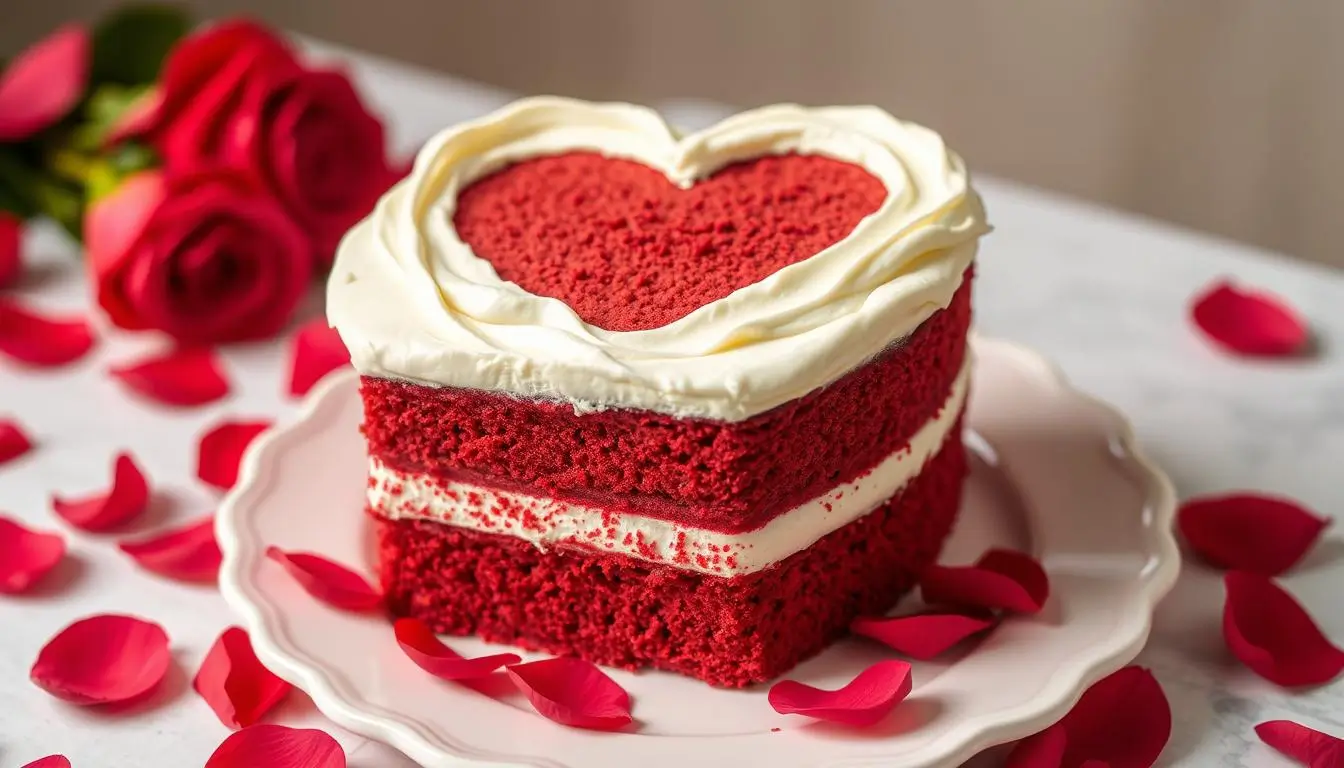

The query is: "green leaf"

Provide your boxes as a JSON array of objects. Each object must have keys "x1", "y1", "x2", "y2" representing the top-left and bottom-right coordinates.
[
  {"x1": 70, "y1": 83, "x2": 153, "y2": 151},
  {"x1": 31, "y1": 174, "x2": 85, "y2": 241},
  {"x1": 92, "y1": 4, "x2": 191, "y2": 85},
  {"x1": 0, "y1": 148, "x2": 42, "y2": 218}
]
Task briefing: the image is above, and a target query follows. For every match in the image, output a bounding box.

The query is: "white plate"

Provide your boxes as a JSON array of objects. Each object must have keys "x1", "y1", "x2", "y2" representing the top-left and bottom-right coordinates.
[{"x1": 218, "y1": 337, "x2": 1179, "y2": 768}]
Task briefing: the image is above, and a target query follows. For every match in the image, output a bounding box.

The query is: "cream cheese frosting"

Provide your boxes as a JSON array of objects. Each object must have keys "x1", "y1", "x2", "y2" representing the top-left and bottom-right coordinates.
[
  {"x1": 328, "y1": 97, "x2": 989, "y2": 421},
  {"x1": 368, "y1": 357, "x2": 970, "y2": 576}
]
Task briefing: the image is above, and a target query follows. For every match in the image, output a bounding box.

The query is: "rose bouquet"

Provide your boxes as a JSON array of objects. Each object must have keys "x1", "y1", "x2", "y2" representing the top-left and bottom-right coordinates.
[{"x1": 0, "y1": 7, "x2": 398, "y2": 343}]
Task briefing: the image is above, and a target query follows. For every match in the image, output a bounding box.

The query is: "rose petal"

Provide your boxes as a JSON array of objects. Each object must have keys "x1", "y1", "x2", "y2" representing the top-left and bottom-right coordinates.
[
  {"x1": 287, "y1": 320, "x2": 349, "y2": 397},
  {"x1": 21, "y1": 757, "x2": 71, "y2": 768},
  {"x1": 204, "y1": 724, "x2": 345, "y2": 768},
  {"x1": 109, "y1": 347, "x2": 231, "y2": 407},
  {"x1": 1256, "y1": 720, "x2": 1344, "y2": 767},
  {"x1": 52, "y1": 452, "x2": 150, "y2": 532},
  {"x1": 0, "y1": 515, "x2": 65, "y2": 593},
  {"x1": 197, "y1": 420, "x2": 270, "y2": 490},
  {"x1": 768, "y1": 659, "x2": 913, "y2": 727},
  {"x1": 0, "y1": 211, "x2": 21, "y2": 289},
  {"x1": 194, "y1": 627, "x2": 291, "y2": 729},
  {"x1": 1190, "y1": 280, "x2": 1308, "y2": 358},
  {"x1": 118, "y1": 516, "x2": 221, "y2": 582},
  {"x1": 1179, "y1": 493, "x2": 1329, "y2": 576},
  {"x1": 265, "y1": 547, "x2": 382, "y2": 610},
  {"x1": 506, "y1": 656, "x2": 632, "y2": 731},
  {"x1": 394, "y1": 618, "x2": 520, "y2": 680},
  {"x1": 920, "y1": 548, "x2": 1050, "y2": 614},
  {"x1": 1224, "y1": 571, "x2": 1344, "y2": 687},
  {"x1": 1007, "y1": 666, "x2": 1171, "y2": 768},
  {"x1": 850, "y1": 612, "x2": 996, "y2": 660},
  {"x1": 103, "y1": 86, "x2": 162, "y2": 146},
  {"x1": 0, "y1": 418, "x2": 34, "y2": 465},
  {"x1": 30, "y1": 613, "x2": 170, "y2": 704},
  {"x1": 0, "y1": 297, "x2": 96, "y2": 368},
  {"x1": 0, "y1": 25, "x2": 90, "y2": 141}
]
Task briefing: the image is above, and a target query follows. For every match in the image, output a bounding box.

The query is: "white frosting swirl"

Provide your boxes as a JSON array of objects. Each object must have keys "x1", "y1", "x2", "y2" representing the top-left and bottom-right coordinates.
[{"x1": 327, "y1": 97, "x2": 989, "y2": 421}]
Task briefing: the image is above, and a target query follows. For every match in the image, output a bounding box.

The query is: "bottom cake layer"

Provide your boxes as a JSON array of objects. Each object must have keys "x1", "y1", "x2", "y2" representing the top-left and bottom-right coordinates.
[{"x1": 375, "y1": 416, "x2": 967, "y2": 688}]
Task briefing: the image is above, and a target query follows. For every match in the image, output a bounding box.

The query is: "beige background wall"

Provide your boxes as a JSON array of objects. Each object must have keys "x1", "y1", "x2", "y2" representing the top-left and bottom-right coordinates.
[{"x1": 6, "y1": 0, "x2": 1344, "y2": 267}]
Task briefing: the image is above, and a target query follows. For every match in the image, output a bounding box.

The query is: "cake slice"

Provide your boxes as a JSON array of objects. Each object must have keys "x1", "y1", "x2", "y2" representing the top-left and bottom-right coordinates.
[{"x1": 328, "y1": 98, "x2": 989, "y2": 687}]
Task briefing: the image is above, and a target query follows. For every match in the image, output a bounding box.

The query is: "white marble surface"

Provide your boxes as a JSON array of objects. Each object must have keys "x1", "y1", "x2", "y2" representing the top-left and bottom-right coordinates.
[{"x1": 1, "y1": 42, "x2": 1342, "y2": 768}]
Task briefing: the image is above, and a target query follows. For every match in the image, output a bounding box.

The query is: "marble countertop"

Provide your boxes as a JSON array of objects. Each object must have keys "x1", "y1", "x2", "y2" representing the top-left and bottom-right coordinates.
[{"x1": 1, "y1": 41, "x2": 1341, "y2": 768}]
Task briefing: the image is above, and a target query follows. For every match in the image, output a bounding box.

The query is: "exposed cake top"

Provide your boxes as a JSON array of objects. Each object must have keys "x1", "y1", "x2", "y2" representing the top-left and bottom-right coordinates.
[{"x1": 327, "y1": 97, "x2": 989, "y2": 420}]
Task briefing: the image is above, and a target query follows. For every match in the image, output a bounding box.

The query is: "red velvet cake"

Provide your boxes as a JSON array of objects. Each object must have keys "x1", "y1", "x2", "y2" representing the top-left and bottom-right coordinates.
[{"x1": 327, "y1": 98, "x2": 989, "y2": 687}]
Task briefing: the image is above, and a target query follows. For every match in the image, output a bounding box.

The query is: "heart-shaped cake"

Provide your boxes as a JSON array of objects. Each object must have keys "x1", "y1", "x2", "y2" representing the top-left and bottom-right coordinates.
[{"x1": 330, "y1": 98, "x2": 990, "y2": 688}]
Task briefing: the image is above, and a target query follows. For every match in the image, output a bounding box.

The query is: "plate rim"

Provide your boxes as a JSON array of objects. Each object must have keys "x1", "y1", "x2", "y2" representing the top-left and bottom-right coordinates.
[{"x1": 218, "y1": 336, "x2": 1180, "y2": 768}]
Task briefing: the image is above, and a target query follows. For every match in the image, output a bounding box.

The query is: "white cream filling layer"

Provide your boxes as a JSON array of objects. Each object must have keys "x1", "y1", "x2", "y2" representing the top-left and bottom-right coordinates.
[
  {"x1": 368, "y1": 358, "x2": 970, "y2": 577},
  {"x1": 329, "y1": 98, "x2": 988, "y2": 421}
]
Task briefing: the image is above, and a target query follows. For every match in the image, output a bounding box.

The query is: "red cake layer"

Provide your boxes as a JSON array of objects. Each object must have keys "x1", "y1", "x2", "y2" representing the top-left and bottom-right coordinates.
[
  {"x1": 376, "y1": 414, "x2": 966, "y2": 688},
  {"x1": 361, "y1": 269, "x2": 971, "y2": 533},
  {"x1": 453, "y1": 151, "x2": 888, "y2": 331}
]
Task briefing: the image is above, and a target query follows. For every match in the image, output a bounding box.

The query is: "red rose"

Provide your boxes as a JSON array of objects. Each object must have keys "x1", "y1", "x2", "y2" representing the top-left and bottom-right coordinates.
[
  {"x1": 85, "y1": 169, "x2": 310, "y2": 344},
  {"x1": 132, "y1": 19, "x2": 395, "y2": 267}
]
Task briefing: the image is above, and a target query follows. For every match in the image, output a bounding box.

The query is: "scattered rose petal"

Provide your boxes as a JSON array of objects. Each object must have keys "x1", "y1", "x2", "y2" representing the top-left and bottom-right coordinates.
[
  {"x1": 287, "y1": 321, "x2": 349, "y2": 397},
  {"x1": 0, "y1": 418, "x2": 33, "y2": 464},
  {"x1": 0, "y1": 297, "x2": 96, "y2": 367},
  {"x1": 394, "y1": 618, "x2": 520, "y2": 680},
  {"x1": 197, "y1": 420, "x2": 270, "y2": 490},
  {"x1": 205, "y1": 724, "x2": 345, "y2": 768},
  {"x1": 194, "y1": 627, "x2": 291, "y2": 729},
  {"x1": 0, "y1": 212, "x2": 20, "y2": 289},
  {"x1": 920, "y1": 548, "x2": 1050, "y2": 614},
  {"x1": 1224, "y1": 571, "x2": 1344, "y2": 687},
  {"x1": 30, "y1": 613, "x2": 170, "y2": 704},
  {"x1": 52, "y1": 452, "x2": 150, "y2": 532},
  {"x1": 1006, "y1": 666, "x2": 1171, "y2": 768},
  {"x1": 265, "y1": 547, "x2": 382, "y2": 610},
  {"x1": 0, "y1": 25, "x2": 90, "y2": 141},
  {"x1": 1190, "y1": 280, "x2": 1308, "y2": 358},
  {"x1": 21, "y1": 757, "x2": 71, "y2": 768},
  {"x1": 1256, "y1": 720, "x2": 1344, "y2": 767},
  {"x1": 0, "y1": 516, "x2": 65, "y2": 593},
  {"x1": 118, "y1": 516, "x2": 221, "y2": 582},
  {"x1": 506, "y1": 656, "x2": 632, "y2": 731},
  {"x1": 850, "y1": 612, "x2": 996, "y2": 660},
  {"x1": 1179, "y1": 493, "x2": 1329, "y2": 576},
  {"x1": 768, "y1": 659, "x2": 912, "y2": 727},
  {"x1": 109, "y1": 347, "x2": 231, "y2": 407}
]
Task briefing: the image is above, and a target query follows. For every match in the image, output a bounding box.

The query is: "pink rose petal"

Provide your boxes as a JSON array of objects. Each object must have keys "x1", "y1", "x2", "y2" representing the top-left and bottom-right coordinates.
[
  {"x1": 394, "y1": 618, "x2": 520, "y2": 680},
  {"x1": 506, "y1": 656, "x2": 633, "y2": 731},
  {"x1": 30, "y1": 614, "x2": 170, "y2": 704},
  {"x1": 51, "y1": 452, "x2": 150, "y2": 532},
  {"x1": 197, "y1": 420, "x2": 271, "y2": 490},
  {"x1": 1007, "y1": 666, "x2": 1171, "y2": 768},
  {"x1": 1179, "y1": 493, "x2": 1329, "y2": 576},
  {"x1": 21, "y1": 757, "x2": 71, "y2": 768},
  {"x1": 118, "y1": 516, "x2": 221, "y2": 582},
  {"x1": 205, "y1": 724, "x2": 345, "y2": 768},
  {"x1": 0, "y1": 515, "x2": 65, "y2": 593},
  {"x1": 1256, "y1": 720, "x2": 1344, "y2": 767},
  {"x1": 194, "y1": 627, "x2": 291, "y2": 729},
  {"x1": 0, "y1": 25, "x2": 90, "y2": 141},
  {"x1": 266, "y1": 547, "x2": 382, "y2": 610},
  {"x1": 0, "y1": 418, "x2": 33, "y2": 465},
  {"x1": 920, "y1": 548, "x2": 1050, "y2": 614},
  {"x1": 0, "y1": 297, "x2": 96, "y2": 368},
  {"x1": 109, "y1": 347, "x2": 231, "y2": 407},
  {"x1": 103, "y1": 86, "x2": 162, "y2": 146},
  {"x1": 0, "y1": 211, "x2": 21, "y2": 289},
  {"x1": 1190, "y1": 280, "x2": 1308, "y2": 358},
  {"x1": 1224, "y1": 571, "x2": 1344, "y2": 687},
  {"x1": 287, "y1": 320, "x2": 349, "y2": 397},
  {"x1": 850, "y1": 611, "x2": 996, "y2": 660},
  {"x1": 768, "y1": 659, "x2": 913, "y2": 727}
]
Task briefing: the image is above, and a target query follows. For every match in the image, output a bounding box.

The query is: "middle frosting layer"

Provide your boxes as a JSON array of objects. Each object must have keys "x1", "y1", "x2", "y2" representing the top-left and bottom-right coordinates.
[{"x1": 328, "y1": 97, "x2": 989, "y2": 421}]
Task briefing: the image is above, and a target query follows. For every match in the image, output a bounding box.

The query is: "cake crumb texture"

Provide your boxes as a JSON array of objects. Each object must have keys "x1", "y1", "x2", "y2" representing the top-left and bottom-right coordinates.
[
  {"x1": 453, "y1": 151, "x2": 888, "y2": 331},
  {"x1": 375, "y1": 416, "x2": 966, "y2": 688}
]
